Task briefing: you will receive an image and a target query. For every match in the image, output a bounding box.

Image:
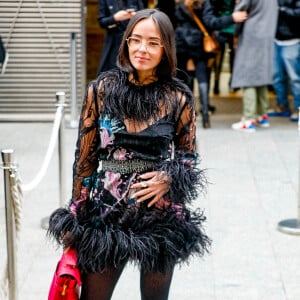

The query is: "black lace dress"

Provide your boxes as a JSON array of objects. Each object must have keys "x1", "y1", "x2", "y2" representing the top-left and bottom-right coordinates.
[{"x1": 48, "y1": 69, "x2": 210, "y2": 273}]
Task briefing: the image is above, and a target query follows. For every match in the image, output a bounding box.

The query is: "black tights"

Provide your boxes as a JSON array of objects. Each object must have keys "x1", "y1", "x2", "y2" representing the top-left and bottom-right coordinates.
[
  {"x1": 140, "y1": 268, "x2": 174, "y2": 300},
  {"x1": 80, "y1": 264, "x2": 174, "y2": 300}
]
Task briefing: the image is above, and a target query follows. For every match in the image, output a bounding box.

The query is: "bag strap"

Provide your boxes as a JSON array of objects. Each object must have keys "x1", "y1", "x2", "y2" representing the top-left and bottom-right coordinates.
[{"x1": 186, "y1": 5, "x2": 209, "y2": 37}]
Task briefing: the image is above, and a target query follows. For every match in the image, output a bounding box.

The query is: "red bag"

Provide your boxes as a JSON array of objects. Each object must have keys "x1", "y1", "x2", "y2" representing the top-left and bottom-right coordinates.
[{"x1": 48, "y1": 248, "x2": 81, "y2": 300}]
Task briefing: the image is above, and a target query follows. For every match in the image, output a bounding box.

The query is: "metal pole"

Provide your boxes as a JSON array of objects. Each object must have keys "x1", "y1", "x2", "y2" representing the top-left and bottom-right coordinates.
[
  {"x1": 68, "y1": 32, "x2": 78, "y2": 128},
  {"x1": 81, "y1": 0, "x2": 87, "y2": 103},
  {"x1": 41, "y1": 92, "x2": 67, "y2": 229},
  {"x1": 278, "y1": 107, "x2": 300, "y2": 235},
  {"x1": 56, "y1": 92, "x2": 67, "y2": 207},
  {"x1": 1, "y1": 149, "x2": 18, "y2": 300}
]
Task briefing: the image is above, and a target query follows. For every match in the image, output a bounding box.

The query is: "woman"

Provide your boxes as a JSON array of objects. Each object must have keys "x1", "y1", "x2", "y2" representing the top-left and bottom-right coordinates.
[
  {"x1": 97, "y1": 0, "x2": 144, "y2": 74},
  {"x1": 48, "y1": 9, "x2": 210, "y2": 300},
  {"x1": 175, "y1": 0, "x2": 247, "y2": 128}
]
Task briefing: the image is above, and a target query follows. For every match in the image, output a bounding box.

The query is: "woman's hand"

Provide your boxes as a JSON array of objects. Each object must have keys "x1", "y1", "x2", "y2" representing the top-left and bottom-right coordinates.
[
  {"x1": 113, "y1": 10, "x2": 136, "y2": 22},
  {"x1": 232, "y1": 11, "x2": 248, "y2": 23},
  {"x1": 130, "y1": 171, "x2": 171, "y2": 207}
]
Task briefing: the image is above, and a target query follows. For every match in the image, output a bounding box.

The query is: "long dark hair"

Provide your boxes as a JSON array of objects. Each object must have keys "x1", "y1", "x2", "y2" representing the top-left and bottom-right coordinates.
[{"x1": 117, "y1": 9, "x2": 177, "y2": 79}]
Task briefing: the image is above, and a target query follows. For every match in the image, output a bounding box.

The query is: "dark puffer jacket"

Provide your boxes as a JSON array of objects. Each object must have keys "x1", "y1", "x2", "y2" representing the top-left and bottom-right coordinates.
[
  {"x1": 175, "y1": 0, "x2": 234, "y2": 59},
  {"x1": 276, "y1": 0, "x2": 300, "y2": 40},
  {"x1": 210, "y1": 0, "x2": 235, "y2": 17}
]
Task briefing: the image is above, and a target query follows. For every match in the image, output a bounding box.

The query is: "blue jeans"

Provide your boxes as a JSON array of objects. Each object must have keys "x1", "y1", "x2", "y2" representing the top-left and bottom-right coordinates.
[{"x1": 273, "y1": 42, "x2": 300, "y2": 109}]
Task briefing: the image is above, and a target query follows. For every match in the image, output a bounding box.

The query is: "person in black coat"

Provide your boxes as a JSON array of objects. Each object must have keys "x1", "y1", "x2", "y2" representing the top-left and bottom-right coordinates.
[
  {"x1": 97, "y1": 0, "x2": 144, "y2": 75},
  {"x1": 156, "y1": 0, "x2": 177, "y2": 28},
  {"x1": 0, "y1": 36, "x2": 8, "y2": 75},
  {"x1": 175, "y1": 0, "x2": 247, "y2": 128},
  {"x1": 210, "y1": 0, "x2": 236, "y2": 94}
]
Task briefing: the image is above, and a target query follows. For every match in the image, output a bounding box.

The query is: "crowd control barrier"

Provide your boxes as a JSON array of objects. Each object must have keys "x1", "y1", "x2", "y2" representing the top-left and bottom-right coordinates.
[
  {"x1": 68, "y1": 32, "x2": 78, "y2": 129},
  {"x1": 0, "y1": 92, "x2": 67, "y2": 300},
  {"x1": 278, "y1": 108, "x2": 300, "y2": 235}
]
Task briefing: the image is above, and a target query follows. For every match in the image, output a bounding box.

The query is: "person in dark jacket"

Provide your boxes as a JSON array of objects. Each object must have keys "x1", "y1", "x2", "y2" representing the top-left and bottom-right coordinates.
[
  {"x1": 210, "y1": 0, "x2": 236, "y2": 95},
  {"x1": 97, "y1": 0, "x2": 144, "y2": 74},
  {"x1": 175, "y1": 0, "x2": 247, "y2": 128},
  {"x1": 268, "y1": 0, "x2": 300, "y2": 122},
  {"x1": 156, "y1": 0, "x2": 177, "y2": 28},
  {"x1": 0, "y1": 36, "x2": 8, "y2": 75}
]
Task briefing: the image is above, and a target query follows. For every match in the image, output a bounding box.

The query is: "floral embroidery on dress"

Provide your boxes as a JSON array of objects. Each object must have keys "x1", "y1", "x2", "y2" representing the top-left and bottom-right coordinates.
[
  {"x1": 101, "y1": 171, "x2": 124, "y2": 201},
  {"x1": 70, "y1": 186, "x2": 90, "y2": 216},
  {"x1": 99, "y1": 115, "x2": 124, "y2": 148},
  {"x1": 112, "y1": 148, "x2": 134, "y2": 160}
]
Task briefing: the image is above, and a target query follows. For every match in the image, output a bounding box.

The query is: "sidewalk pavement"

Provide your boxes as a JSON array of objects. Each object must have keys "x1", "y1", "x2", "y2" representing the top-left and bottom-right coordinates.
[{"x1": 1, "y1": 98, "x2": 300, "y2": 299}]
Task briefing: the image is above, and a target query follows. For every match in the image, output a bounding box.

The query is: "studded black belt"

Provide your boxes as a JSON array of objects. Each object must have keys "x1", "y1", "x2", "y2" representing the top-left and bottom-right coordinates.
[{"x1": 101, "y1": 159, "x2": 157, "y2": 175}]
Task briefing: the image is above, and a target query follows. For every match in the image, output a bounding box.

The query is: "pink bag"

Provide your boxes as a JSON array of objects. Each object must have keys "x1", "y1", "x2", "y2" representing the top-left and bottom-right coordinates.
[{"x1": 48, "y1": 248, "x2": 81, "y2": 300}]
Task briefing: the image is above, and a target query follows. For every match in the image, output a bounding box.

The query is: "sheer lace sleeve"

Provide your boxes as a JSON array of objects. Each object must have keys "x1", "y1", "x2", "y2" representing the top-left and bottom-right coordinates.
[
  {"x1": 174, "y1": 93, "x2": 197, "y2": 157},
  {"x1": 159, "y1": 91, "x2": 206, "y2": 204},
  {"x1": 70, "y1": 81, "x2": 100, "y2": 215}
]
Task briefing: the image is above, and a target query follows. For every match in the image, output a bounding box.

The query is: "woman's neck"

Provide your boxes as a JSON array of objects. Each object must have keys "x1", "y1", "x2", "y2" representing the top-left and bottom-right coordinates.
[{"x1": 129, "y1": 72, "x2": 158, "y2": 86}]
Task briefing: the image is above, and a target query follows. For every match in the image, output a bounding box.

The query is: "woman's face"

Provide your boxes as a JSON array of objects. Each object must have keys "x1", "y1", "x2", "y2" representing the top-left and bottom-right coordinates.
[{"x1": 127, "y1": 18, "x2": 164, "y2": 79}]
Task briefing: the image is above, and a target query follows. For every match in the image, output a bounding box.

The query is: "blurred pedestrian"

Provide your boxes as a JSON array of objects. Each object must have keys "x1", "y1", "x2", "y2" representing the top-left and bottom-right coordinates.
[
  {"x1": 210, "y1": 0, "x2": 236, "y2": 95},
  {"x1": 231, "y1": 0, "x2": 278, "y2": 132},
  {"x1": 175, "y1": 0, "x2": 247, "y2": 128},
  {"x1": 0, "y1": 36, "x2": 8, "y2": 75},
  {"x1": 49, "y1": 8, "x2": 210, "y2": 300},
  {"x1": 268, "y1": 0, "x2": 300, "y2": 122},
  {"x1": 156, "y1": 0, "x2": 177, "y2": 28},
  {"x1": 97, "y1": 0, "x2": 144, "y2": 75}
]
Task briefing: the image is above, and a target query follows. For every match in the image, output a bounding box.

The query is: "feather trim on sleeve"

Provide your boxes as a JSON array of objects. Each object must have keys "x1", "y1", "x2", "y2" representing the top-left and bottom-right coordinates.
[{"x1": 158, "y1": 151, "x2": 207, "y2": 204}]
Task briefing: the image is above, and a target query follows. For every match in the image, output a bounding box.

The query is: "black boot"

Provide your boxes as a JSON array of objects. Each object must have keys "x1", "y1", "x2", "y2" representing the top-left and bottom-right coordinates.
[
  {"x1": 202, "y1": 113, "x2": 210, "y2": 128},
  {"x1": 199, "y1": 83, "x2": 211, "y2": 128},
  {"x1": 213, "y1": 79, "x2": 220, "y2": 95},
  {"x1": 208, "y1": 104, "x2": 216, "y2": 114}
]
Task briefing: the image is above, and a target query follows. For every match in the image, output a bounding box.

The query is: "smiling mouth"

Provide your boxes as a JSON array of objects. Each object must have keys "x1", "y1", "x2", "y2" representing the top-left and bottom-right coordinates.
[{"x1": 136, "y1": 56, "x2": 148, "y2": 61}]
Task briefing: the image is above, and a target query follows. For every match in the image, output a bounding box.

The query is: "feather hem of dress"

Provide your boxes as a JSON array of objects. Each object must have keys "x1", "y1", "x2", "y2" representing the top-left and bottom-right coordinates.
[{"x1": 48, "y1": 205, "x2": 211, "y2": 273}]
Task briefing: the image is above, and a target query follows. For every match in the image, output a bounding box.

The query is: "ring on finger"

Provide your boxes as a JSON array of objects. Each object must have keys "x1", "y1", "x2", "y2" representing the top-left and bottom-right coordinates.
[{"x1": 141, "y1": 181, "x2": 148, "y2": 188}]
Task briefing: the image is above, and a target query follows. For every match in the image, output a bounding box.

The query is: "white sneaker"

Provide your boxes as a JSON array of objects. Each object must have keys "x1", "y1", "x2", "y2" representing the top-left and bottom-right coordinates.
[
  {"x1": 257, "y1": 114, "x2": 270, "y2": 128},
  {"x1": 290, "y1": 109, "x2": 299, "y2": 122},
  {"x1": 231, "y1": 119, "x2": 256, "y2": 132}
]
